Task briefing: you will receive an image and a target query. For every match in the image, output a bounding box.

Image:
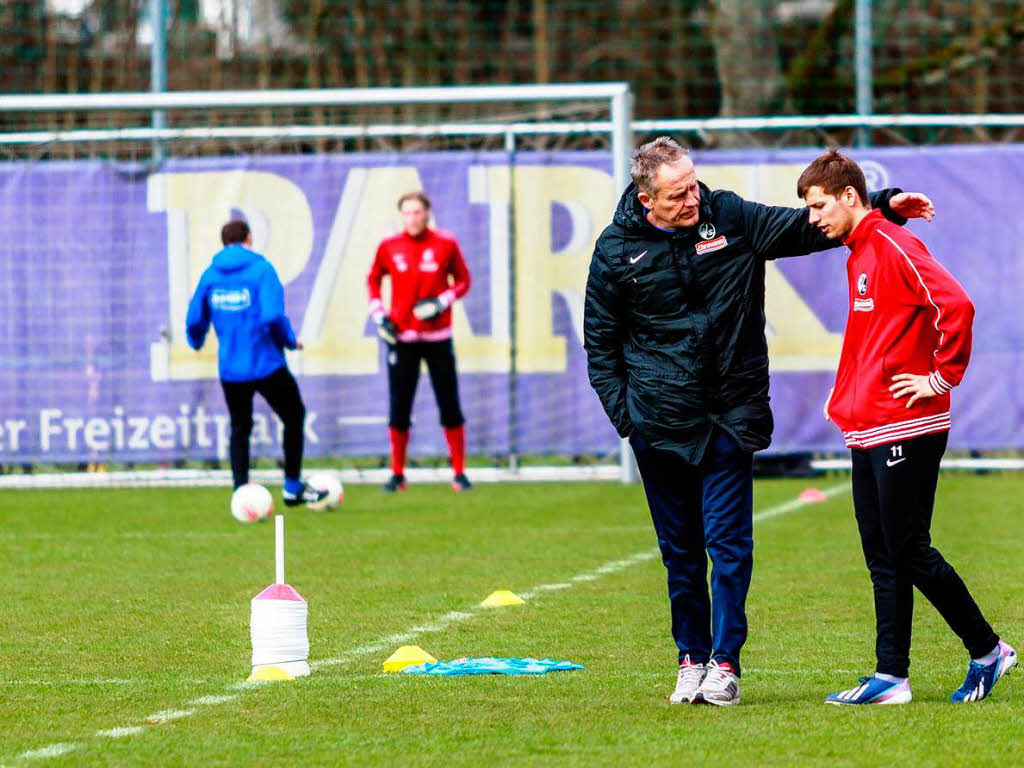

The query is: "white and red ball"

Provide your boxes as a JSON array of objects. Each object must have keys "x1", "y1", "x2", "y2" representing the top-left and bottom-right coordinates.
[
  {"x1": 231, "y1": 483, "x2": 275, "y2": 523},
  {"x1": 305, "y1": 472, "x2": 344, "y2": 511}
]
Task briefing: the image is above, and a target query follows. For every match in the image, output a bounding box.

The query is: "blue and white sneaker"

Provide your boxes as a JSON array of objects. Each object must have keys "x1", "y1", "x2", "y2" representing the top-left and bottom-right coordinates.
[
  {"x1": 282, "y1": 481, "x2": 329, "y2": 508},
  {"x1": 826, "y1": 676, "x2": 912, "y2": 706},
  {"x1": 950, "y1": 640, "x2": 1017, "y2": 703}
]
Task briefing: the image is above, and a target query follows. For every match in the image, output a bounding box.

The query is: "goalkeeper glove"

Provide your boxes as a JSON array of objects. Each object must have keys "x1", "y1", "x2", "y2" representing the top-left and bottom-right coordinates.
[
  {"x1": 412, "y1": 294, "x2": 451, "y2": 321},
  {"x1": 376, "y1": 315, "x2": 399, "y2": 345}
]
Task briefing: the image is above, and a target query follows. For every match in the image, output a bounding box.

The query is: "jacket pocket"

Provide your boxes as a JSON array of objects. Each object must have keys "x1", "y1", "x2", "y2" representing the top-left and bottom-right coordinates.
[{"x1": 627, "y1": 369, "x2": 704, "y2": 435}]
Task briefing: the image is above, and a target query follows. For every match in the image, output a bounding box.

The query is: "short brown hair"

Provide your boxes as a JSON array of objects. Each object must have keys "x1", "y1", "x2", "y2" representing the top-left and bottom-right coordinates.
[
  {"x1": 630, "y1": 136, "x2": 689, "y2": 195},
  {"x1": 797, "y1": 148, "x2": 870, "y2": 205},
  {"x1": 397, "y1": 190, "x2": 431, "y2": 211},
  {"x1": 221, "y1": 219, "x2": 250, "y2": 245}
]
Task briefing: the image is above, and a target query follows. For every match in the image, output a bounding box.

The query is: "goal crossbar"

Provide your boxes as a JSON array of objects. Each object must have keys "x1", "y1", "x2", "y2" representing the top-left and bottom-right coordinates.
[{"x1": 0, "y1": 83, "x2": 630, "y2": 112}]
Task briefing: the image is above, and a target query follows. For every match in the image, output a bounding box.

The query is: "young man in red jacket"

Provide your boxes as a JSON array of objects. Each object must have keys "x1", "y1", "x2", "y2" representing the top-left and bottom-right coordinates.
[
  {"x1": 798, "y1": 149, "x2": 1016, "y2": 706},
  {"x1": 367, "y1": 191, "x2": 472, "y2": 492}
]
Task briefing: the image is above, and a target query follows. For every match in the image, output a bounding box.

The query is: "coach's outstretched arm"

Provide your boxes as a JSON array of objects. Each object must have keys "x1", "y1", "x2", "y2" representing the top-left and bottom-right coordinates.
[
  {"x1": 583, "y1": 237, "x2": 632, "y2": 438},
  {"x1": 734, "y1": 188, "x2": 931, "y2": 260}
]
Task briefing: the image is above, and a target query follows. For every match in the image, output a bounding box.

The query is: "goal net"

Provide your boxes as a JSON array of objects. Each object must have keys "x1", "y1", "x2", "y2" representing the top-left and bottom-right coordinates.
[{"x1": 0, "y1": 85, "x2": 633, "y2": 485}]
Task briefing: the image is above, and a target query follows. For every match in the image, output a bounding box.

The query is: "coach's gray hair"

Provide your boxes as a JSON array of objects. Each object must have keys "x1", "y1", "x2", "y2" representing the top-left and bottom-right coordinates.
[{"x1": 630, "y1": 137, "x2": 689, "y2": 195}]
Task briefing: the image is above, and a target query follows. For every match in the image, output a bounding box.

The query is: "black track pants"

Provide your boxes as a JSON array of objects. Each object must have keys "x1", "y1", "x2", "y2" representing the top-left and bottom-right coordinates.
[
  {"x1": 851, "y1": 430, "x2": 998, "y2": 677},
  {"x1": 221, "y1": 366, "x2": 306, "y2": 488},
  {"x1": 387, "y1": 339, "x2": 465, "y2": 431}
]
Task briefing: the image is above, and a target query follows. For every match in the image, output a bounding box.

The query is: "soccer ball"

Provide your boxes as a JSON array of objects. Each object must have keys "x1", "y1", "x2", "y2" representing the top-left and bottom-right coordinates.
[
  {"x1": 305, "y1": 472, "x2": 344, "y2": 511},
  {"x1": 231, "y1": 483, "x2": 274, "y2": 523}
]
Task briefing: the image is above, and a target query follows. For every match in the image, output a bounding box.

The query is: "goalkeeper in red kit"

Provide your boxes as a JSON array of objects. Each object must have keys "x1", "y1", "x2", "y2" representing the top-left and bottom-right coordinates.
[{"x1": 367, "y1": 191, "x2": 472, "y2": 492}]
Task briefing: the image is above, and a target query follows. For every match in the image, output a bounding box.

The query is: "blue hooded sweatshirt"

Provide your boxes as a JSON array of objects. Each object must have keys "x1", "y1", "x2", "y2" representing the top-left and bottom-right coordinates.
[{"x1": 185, "y1": 244, "x2": 298, "y2": 382}]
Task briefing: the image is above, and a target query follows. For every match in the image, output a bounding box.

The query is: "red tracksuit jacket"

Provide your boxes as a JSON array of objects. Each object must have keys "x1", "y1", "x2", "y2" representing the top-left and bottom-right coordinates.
[
  {"x1": 367, "y1": 227, "x2": 471, "y2": 342},
  {"x1": 828, "y1": 208, "x2": 974, "y2": 449}
]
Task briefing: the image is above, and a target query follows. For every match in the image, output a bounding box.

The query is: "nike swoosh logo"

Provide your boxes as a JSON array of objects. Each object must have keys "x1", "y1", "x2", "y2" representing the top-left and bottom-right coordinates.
[
  {"x1": 886, "y1": 457, "x2": 907, "y2": 467},
  {"x1": 629, "y1": 250, "x2": 648, "y2": 264}
]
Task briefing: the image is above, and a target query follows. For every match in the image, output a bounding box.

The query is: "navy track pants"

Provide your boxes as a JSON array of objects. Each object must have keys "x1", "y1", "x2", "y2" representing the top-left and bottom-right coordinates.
[{"x1": 632, "y1": 427, "x2": 753, "y2": 675}]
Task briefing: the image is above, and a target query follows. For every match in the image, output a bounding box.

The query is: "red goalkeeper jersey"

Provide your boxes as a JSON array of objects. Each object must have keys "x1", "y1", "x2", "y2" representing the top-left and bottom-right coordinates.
[
  {"x1": 828, "y1": 209, "x2": 974, "y2": 448},
  {"x1": 367, "y1": 227, "x2": 471, "y2": 342}
]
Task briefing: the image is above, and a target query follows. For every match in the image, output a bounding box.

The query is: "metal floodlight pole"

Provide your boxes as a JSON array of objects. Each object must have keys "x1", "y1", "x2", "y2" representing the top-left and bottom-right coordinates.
[
  {"x1": 854, "y1": 0, "x2": 873, "y2": 147},
  {"x1": 149, "y1": 0, "x2": 168, "y2": 163}
]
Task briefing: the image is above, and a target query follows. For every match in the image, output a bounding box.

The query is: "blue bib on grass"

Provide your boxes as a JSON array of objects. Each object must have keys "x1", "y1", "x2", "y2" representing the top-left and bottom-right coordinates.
[{"x1": 400, "y1": 657, "x2": 583, "y2": 675}]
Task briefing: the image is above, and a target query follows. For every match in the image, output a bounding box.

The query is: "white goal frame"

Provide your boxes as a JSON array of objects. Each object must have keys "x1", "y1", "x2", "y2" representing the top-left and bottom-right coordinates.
[{"x1": 0, "y1": 83, "x2": 640, "y2": 484}]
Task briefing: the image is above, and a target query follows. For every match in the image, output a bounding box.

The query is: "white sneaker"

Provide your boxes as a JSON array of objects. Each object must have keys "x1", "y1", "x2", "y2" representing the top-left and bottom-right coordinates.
[
  {"x1": 694, "y1": 659, "x2": 740, "y2": 706},
  {"x1": 670, "y1": 655, "x2": 706, "y2": 703}
]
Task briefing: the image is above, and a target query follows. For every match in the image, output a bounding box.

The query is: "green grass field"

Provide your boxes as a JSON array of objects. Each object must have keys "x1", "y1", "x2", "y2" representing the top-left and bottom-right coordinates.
[{"x1": 1, "y1": 475, "x2": 1021, "y2": 767}]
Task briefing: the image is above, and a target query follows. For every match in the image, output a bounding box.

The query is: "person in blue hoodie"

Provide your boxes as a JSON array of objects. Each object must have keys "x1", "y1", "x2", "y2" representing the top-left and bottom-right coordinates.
[{"x1": 186, "y1": 219, "x2": 326, "y2": 507}]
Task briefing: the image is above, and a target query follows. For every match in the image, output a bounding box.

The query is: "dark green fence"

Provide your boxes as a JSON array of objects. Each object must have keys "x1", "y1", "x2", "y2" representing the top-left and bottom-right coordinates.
[{"x1": 1, "y1": 1, "x2": 1022, "y2": 147}]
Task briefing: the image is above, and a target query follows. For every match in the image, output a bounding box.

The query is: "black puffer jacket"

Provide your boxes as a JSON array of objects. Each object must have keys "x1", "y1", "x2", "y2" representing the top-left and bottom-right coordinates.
[{"x1": 584, "y1": 181, "x2": 904, "y2": 464}]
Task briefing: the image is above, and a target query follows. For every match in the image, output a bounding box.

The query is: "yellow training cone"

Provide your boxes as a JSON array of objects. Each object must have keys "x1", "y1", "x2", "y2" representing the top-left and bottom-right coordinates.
[
  {"x1": 248, "y1": 665, "x2": 295, "y2": 682},
  {"x1": 481, "y1": 590, "x2": 526, "y2": 608},
  {"x1": 383, "y1": 645, "x2": 437, "y2": 673}
]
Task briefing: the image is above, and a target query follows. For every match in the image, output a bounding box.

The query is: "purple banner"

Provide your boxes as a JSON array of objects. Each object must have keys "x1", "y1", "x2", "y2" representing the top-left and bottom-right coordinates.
[{"x1": 0, "y1": 146, "x2": 1022, "y2": 463}]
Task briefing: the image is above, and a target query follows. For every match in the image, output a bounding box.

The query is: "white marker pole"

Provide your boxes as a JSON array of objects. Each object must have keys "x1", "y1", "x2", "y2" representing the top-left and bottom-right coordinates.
[{"x1": 275, "y1": 514, "x2": 285, "y2": 585}]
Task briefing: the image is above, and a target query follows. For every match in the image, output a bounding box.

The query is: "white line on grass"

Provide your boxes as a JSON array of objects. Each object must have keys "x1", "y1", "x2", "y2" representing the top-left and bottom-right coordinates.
[
  {"x1": 0, "y1": 532, "x2": 241, "y2": 540},
  {"x1": 752, "y1": 484, "x2": 849, "y2": 522},
  {"x1": 143, "y1": 709, "x2": 195, "y2": 725},
  {"x1": 532, "y1": 582, "x2": 573, "y2": 592},
  {"x1": 0, "y1": 679, "x2": 134, "y2": 686},
  {"x1": 95, "y1": 727, "x2": 144, "y2": 739},
  {"x1": 4, "y1": 482, "x2": 847, "y2": 765},
  {"x1": 15, "y1": 744, "x2": 79, "y2": 761},
  {"x1": 228, "y1": 679, "x2": 268, "y2": 691},
  {"x1": 188, "y1": 694, "x2": 238, "y2": 707}
]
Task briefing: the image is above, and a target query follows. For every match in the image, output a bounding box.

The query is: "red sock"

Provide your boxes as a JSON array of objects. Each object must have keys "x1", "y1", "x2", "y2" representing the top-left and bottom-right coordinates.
[
  {"x1": 389, "y1": 428, "x2": 409, "y2": 476},
  {"x1": 444, "y1": 425, "x2": 465, "y2": 475}
]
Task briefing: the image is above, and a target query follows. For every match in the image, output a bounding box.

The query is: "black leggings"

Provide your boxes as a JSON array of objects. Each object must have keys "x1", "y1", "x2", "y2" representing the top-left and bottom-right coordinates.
[
  {"x1": 851, "y1": 430, "x2": 997, "y2": 677},
  {"x1": 387, "y1": 339, "x2": 464, "y2": 431},
  {"x1": 220, "y1": 366, "x2": 306, "y2": 488}
]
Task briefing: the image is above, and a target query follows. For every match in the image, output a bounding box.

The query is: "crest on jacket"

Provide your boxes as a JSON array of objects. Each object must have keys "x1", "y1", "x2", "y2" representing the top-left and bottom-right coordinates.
[
  {"x1": 698, "y1": 222, "x2": 717, "y2": 240},
  {"x1": 858, "y1": 273, "x2": 868, "y2": 295}
]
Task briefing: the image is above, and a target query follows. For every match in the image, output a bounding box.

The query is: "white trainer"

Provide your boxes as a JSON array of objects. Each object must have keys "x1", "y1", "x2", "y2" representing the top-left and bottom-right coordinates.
[
  {"x1": 693, "y1": 659, "x2": 740, "y2": 706},
  {"x1": 670, "y1": 655, "x2": 706, "y2": 703}
]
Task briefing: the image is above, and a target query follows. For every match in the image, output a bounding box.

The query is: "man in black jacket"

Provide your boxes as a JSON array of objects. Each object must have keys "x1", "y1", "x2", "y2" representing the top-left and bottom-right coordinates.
[{"x1": 584, "y1": 137, "x2": 934, "y2": 706}]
